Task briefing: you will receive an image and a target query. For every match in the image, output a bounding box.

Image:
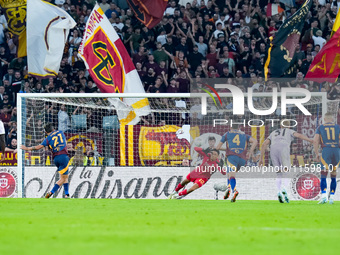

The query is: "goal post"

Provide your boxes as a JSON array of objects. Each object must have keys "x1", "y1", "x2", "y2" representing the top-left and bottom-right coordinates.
[
  {"x1": 17, "y1": 93, "x2": 190, "y2": 197},
  {"x1": 16, "y1": 90, "x2": 333, "y2": 198}
]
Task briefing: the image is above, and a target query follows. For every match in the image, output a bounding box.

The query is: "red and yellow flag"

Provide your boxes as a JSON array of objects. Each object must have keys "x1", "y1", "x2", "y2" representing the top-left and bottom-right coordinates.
[
  {"x1": 305, "y1": 29, "x2": 340, "y2": 83},
  {"x1": 78, "y1": 4, "x2": 150, "y2": 125}
]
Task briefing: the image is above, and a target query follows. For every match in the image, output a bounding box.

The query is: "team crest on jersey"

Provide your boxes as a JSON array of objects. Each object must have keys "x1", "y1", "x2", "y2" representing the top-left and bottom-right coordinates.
[
  {"x1": 0, "y1": 168, "x2": 18, "y2": 198},
  {"x1": 291, "y1": 172, "x2": 321, "y2": 200}
]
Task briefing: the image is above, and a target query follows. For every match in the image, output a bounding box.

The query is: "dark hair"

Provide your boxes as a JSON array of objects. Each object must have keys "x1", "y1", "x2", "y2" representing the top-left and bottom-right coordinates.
[
  {"x1": 44, "y1": 123, "x2": 54, "y2": 133},
  {"x1": 208, "y1": 136, "x2": 216, "y2": 141},
  {"x1": 210, "y1": 148, "x2": 219, "y2": 155}
]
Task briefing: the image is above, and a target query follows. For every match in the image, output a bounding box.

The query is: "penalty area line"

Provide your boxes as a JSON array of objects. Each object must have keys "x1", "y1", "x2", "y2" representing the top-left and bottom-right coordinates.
[{"x1": 237, "y1": 227, "x2": 340, "y2": 232}]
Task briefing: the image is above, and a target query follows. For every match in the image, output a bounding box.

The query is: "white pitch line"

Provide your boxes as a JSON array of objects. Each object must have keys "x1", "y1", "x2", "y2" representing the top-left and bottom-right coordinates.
[{"x1": 237, "y1": 227, "x2": 340, "y2": 232}]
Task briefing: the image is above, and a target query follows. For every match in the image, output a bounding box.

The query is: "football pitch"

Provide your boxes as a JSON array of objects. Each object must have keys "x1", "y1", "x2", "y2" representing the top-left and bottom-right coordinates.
[{"x1": 1, "y1": 199, "x2": 339, "y2": 255}]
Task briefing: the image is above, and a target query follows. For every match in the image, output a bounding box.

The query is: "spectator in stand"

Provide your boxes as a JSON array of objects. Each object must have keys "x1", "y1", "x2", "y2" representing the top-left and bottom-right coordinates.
[
  {"x1": 10, "y1": 107, "x2": 16, "y2": 122},
  {"x1": 58, "y1": 104, "x2": 70, "y2": 132},
  {"x1": 206, "y1": 44, "x2": 219, "y2": 68},
  {"x1": 3, "y1": 68, "x2": 14, "y2": 84},
  {"x1": 129, "y1": 27, "x2": 143, "y2": 54},
  {"x1": 7, "y1": 120, "x2": 16, "y2": 141},
  {"x1": 148, "y1": 76, "x2": 167, "y2": 93},
  {"x1": 312, "y1": 30, "x2": 326, "y2": 49},
  {"x1": 144, "y1": 54, "x2": 159, "y2": 72},
  {"x1": 188, "y1": 45, "x2": 204, "y2": 74},
  {"x1": 176, "y1": 69, "x2": 191, "y2": 93},
  {"x1": 176, "y1": 37, "x2": 189, "y2": 57},
  {"x1": 136, "y1": 62, "x2": 147, "y2": 81},
  {"x1": 301, "y1": 54, "x2": 313, "y2": 75},
  {"x1": 85, "y1": 80, "x2": 98, "y2": 93},
  {"x1": 144, "y1": 67, "x2": 156, "y2": 91},
  {"x1": 153, "y1": 42, "x2": 168, "y2": 65},
  {"x1": 104, "y1": 2, "x2": 119, "y2": 19},
  {"x1": 132, "y1": 46, "x2": 147, "y2": 66},
  {"x1": 167, "y1": 78, "x2": 179, "y2": 93},
  {"x1": 5, "y1": 137, "x2": 17, "y2": 154},
  {"x1": 0, "y1": 85, "x2": 4, "y2": 101},
  {"x1": 0, "y1": 105, "x2": 11, "y2": 128},
  {"x1": 1, "y1": 93, "x2": 14, "y2": 111},
  {"x1": 68, "y1": 29, "x2": 82, "y2": 57},
  {"x1": 9, "y1": 57, "x2": 25, "y2": 72}
]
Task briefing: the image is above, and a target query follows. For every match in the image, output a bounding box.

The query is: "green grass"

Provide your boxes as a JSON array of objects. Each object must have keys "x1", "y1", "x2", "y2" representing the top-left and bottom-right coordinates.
[{"x1": 0, "y1": 199, "x2": 339, "y2": 255}]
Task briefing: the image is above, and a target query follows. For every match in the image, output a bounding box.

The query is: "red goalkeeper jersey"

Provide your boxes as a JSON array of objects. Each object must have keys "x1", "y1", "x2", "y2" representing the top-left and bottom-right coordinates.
[{"x1": 191, "y1": 147, "x2": 225, "y2": 179}]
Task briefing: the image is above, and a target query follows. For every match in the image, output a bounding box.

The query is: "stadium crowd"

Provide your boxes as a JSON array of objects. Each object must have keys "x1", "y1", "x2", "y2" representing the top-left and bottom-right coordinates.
[{"x1": 0, "y1": 0, "x2": 340, "y2": 154}]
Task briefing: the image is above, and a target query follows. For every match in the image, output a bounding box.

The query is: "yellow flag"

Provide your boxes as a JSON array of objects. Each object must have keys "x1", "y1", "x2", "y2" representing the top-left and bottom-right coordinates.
[
  {"x1": 332, "y1": 9, "x2": 340, "y2": 37},
  {"x1": 0, "y1": 0, "x2": 27, "y2": 57}
]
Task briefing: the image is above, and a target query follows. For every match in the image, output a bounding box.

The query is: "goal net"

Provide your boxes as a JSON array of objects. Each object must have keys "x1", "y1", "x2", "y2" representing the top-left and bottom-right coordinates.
[{"x1": 16, "y1": 86, "x2": 336, "y2": 199}]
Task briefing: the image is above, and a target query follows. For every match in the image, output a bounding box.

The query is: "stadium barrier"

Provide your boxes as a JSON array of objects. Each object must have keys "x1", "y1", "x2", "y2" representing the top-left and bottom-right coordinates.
[{"x1": 1, "y1": 166, "x2": 337, "y2": 201}]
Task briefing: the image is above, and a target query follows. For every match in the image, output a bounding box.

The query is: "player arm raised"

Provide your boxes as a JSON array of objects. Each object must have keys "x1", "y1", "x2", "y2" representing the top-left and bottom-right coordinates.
[
  {"x1": 313, "y1": 134, "x2": 321, "y2": 162},
  {"x1": 194, "y1": 146, "x2": 207, "y2": 157},
  {"x1": 258, "y1": 139, "x2": 270, "y2": 166},
  {"x1": 293, "y1": 132, "x2": 313, "y2": 143},
  {"x1": 20, "y1": 144, "x2": 45, "y2": 151}
]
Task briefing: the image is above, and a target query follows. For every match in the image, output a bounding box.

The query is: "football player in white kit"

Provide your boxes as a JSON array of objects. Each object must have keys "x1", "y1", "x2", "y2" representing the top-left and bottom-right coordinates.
[
  {"x1": 259, "y1": 120, "x2": 313, "y2": 203},
  {"x1": 0, "y1": 119, "x2": 6, "y2": 161}
]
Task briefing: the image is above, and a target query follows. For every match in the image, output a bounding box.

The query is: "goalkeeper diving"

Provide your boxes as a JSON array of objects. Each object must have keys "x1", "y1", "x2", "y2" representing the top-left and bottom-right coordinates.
[{"x1": 169, "y1": 147, "x2": 225, "y2": 199}]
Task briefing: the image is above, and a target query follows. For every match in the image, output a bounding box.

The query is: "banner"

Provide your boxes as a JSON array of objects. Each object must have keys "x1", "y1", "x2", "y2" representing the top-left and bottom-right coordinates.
[
  {"x1": 0, "y1": 164, "x2": 334, "y2": 201},
  {"x1": 0, "y1": 0, "x2": 27, "y2": 57},
  {"x1": 20, "y1": 166, "x2": 333, "y2": 201},
  {"x1": 78, "y1": 4, "x2": 150, "y2": 125},
  {"x1": 26, "y1": 0, "x2": 76, "y2": 77},
  {"x1": 127, "y1": 0, "x2": 168, "y2": 29},
  {"x1": 264, "y1": 0, "x2": 312, "y2": 79}
]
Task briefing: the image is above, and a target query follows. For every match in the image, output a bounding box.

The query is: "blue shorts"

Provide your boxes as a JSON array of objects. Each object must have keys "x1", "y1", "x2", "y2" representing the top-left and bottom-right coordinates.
[
  {"x1": 225, "y1": 155, "x2": 246, "y2": 172},
  {"x1": 321, "y1": 147, "x2": 340, "y2": 171},
  {"x1": 54, "y1": 154, "x2": 70, "y2": 175}
]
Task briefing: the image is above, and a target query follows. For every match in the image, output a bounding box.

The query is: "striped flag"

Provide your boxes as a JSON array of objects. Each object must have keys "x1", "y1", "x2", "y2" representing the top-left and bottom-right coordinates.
[
  {"x1": 266, "y1": 3, "x2": 285, "y2": 17},
  {"x1": 78, "y1": 4, "x2": 150, "y2": 125}
]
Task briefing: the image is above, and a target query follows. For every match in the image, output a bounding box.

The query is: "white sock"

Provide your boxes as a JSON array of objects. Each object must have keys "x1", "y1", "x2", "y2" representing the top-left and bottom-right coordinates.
[
  {"x1": 330, "y1": 194, "x2": 334, "y2": 200},
  {"x1": 282, "y1": 177, "x2": 290, "y2": 192},
  {"x1": 322, "y1": 192, "x2": 327, "y2": 199},
  {"x1": 276, "y1": 173, "x2": 282, "y2": 193}
]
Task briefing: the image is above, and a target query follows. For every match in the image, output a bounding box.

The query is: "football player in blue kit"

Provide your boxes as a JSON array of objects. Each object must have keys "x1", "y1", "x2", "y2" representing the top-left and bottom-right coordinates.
[
  {"x1": 313, "y1": 113, "x2": 340, "y2": 204},
  {"x1": 216, "y1": 124, "x2": 258, "y2": 202},
  {"x1": 20, "y1": 123, "x2": 70, "y2": 198}
]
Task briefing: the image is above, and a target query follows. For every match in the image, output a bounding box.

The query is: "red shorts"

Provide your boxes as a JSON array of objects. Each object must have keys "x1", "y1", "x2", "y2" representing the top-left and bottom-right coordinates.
[{"x1": 186, "y1": 173, "x2": 209, "y2": 188}]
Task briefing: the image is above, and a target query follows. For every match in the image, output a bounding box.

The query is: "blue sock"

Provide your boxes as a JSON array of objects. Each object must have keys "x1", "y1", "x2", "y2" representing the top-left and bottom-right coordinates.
[
  {"x1": 230, "y1": 177, "x2": 236, "y2": 191},
  {"x1": 63, "y1": 183, "x2": 69, "y2": 195},
  {"x1": 330, "y1": 177, "x2": 337, "y2": 195},
  {"x1": 320, "y1": 175, "x2": 327, "y2": 194},
  {"x1": 51, "y1": 184, "x2": 60, "y2": 194}
]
